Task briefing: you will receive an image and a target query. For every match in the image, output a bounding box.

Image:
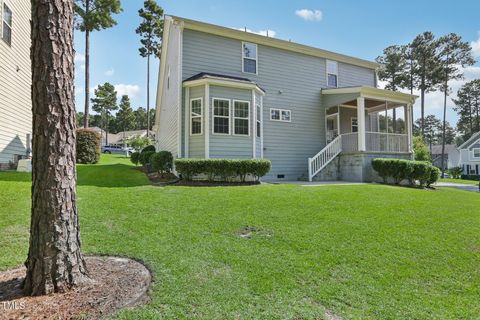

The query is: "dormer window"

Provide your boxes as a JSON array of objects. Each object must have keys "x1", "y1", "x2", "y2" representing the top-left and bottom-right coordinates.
[
  {"x1": 2, "y1": 3, "x2": 13, "y2": 46},
  {"x1": 242, "y1": 42, "x2": 257, "y2": 74},
  {"x1": 327, "y1": 60, "x2": 338, "y2": 88}
]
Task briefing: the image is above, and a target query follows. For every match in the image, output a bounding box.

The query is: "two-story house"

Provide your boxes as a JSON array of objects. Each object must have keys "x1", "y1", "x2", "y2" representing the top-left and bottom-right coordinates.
[
  {"x1": 0, "y1": 0, "x2": 31, "y2": 169},
  {"x1": 154, "y1": 16, "x2": 418, "y2": 182},
  {"x1": 457, "y1": 132, "x2": 480, "y2": 177}
]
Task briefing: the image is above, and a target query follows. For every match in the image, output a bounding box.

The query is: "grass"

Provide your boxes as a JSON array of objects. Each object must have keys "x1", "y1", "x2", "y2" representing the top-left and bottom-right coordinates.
[
  {"x1": 440, "y1": 177, "x2": 480, "y2": 185},
  {"x1": 1, "y1": 154, "x2": 479, "y2": 319}
]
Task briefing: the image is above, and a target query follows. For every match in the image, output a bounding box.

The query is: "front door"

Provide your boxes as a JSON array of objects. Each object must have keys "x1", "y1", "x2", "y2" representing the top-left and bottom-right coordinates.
[{"x1": 326, "y1": 114, "x2": 339, "y2": 143}]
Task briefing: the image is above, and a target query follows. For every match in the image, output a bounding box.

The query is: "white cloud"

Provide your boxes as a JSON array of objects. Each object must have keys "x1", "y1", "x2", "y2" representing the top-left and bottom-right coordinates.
[
  {"x1": 295, "y1": 9, "x2": 322, "y2": 21},
  {"x1": 235, "y1": 27, "x2": 276, "y2": 38},
  {"x1": 104, "y1": 68, "x2": 115, "y2": 76},
  {"x1": 75, "y1": 52, "x2": 85, "y2": 63},
  {"x1": 471, "y1": 32, "x2": 480, "y2": 57},
  {"x1": 114, "y1": 84, "x2": 141, "y2": 98}
]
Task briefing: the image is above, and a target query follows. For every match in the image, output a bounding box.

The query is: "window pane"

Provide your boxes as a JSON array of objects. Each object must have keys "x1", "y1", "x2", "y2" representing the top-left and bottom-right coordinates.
[
  {"x1": 243, "y1": 42, "x2": 257, "y2": 58},
  {"x1": 474, "y1": 149, "x2": 480, "y2": 158},
  {"x1": 214, "y1": 117, "x2": 229, "y2": 134},
  {"x1": 256, "y1": 105, "x2": 261, "y2": 119},
  {"x1": 256, "y1": 121, "x2": 261, "y2": 137},
  {"x1": 243, "y1": 58, "x2": 256, "y2": 73},
  {"x1": 281, "y1": 110, "x2": 291, "y2": 121},
  {"x1": 2, "y1": 23, "x2": 11, "y2": 45},
  {"x1": 191, "y1": 117, "x2": 201, "y2": 134},
  {"x1": 234, "y1": 102, "x2": 249, "y2": 118},
  {"x1": 214, "y1": 100, "x2": 229, "y2": 116},
  {"x1": 234, "y1": 119, "x2": 249, "y2": 135},
  {"x1": 3, "y1": 4, "x2": 12, "y2": 25},
  {"x1": 191, "y1": 100, "x2": 202, "y2": 116},
  {"x1": 271, "y1": 109, "x2": 280, "y2": 120},
  {"x1": 328, "y1": 74, "x2": 337, "y2": 87},
  {"x1": 327, "y1": 60, "x2": 338, "y2": 74}
]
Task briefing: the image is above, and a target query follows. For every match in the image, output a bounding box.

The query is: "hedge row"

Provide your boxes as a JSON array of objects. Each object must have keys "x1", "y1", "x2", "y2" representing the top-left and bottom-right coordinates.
[
  {"x1": 372, "y1": 158, "x2": 440, "y2": 187},
  {"x1": 175, "y1": 159, "x2": 271, "y2": 182},
  {"x1": 76, "y1": 129, "x2": 100, "y2": 164}
]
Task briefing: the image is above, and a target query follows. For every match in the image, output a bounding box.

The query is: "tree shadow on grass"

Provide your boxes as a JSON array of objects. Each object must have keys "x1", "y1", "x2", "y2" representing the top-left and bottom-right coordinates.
[{"x1": 0, "y1": 164, "x2": 150, "y2": 188}]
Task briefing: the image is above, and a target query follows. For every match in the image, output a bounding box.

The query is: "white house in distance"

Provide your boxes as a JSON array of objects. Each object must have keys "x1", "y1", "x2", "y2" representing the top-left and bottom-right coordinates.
[
  {"x1": 0, "y1": 0, "x2": 31, "y2": 169},
  {"x1": 458, "y1": 132, "x2": 480, "y2": 177}
]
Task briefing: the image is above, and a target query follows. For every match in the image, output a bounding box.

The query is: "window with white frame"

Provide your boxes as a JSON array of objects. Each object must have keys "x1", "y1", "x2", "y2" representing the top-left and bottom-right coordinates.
[
  {"x1": 327, "y1": 60, "x2": 338, "y2": 88},
  {"x1": 270, "y1": 108, "x2": 291, "y2": 122},
  {"x1": 213, "y1": 98, "x2": 230, "y2": 134},
  {"x1": 242, "y1": 42, "x2": 257, "y2": 74},
  {"x1": 233, "y1": 100, "x2": 249, "y2": 135},
  {"x1": 256, "y1": 105, "x2": 261, "y2": 137},
  {"x1": 190, "y1": 98, "x2": 202, "y2": 135},
  {"x1": 2, "y1": 3, "x2": 12, "y2": 46},
  {"x1": 473, "y1": 148, "x2": 480, "y2": 158},
  {"x1": 351, "y1": 117, "x2": 358, "y2": 133}
]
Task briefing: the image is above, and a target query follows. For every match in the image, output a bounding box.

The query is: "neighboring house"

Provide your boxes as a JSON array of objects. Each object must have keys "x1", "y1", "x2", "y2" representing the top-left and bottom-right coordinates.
[
  {"x1": 154, "y1": 16, "x2": 418, "y2": 182},
  {"x1": 107, "y1": 129, "x2": 154, "y2": 146},
  {"x1": 0, "y1": 0, "x2": 32, "y2": 169},
  {"x1": 457, "y1": 132, "x2": 480, "y2": 177},
  {"x1": 430, "y1": 144, "x2": 460, "y2": 169}
]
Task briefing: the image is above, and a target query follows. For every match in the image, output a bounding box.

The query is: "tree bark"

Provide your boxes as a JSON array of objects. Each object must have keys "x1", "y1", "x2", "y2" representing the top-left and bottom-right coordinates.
[
  {"x1": 146, "y1": 53, "x2": 150, "y2": 137},
  {"x1": 83, "y1": 0, "x2": 90, "y2": 128},
  {"x1": 25, "y1": 0, "x2": 88, "y2": 296},
  {"x1": 441, "y1": 75, "x2": 448, "y2": 176}
]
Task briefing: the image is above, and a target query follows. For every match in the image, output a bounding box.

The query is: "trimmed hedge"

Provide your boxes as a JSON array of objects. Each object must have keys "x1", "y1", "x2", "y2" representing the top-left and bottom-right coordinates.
[
  {"x1": 76, "y1": 129, "x2": 101, "y2": 164},
  {"x1": 130, "y1": 152, "x2": 141, "y2": 166},
  {"x1": 141, "y1": 145, "x2": 156, "y2": 153},
  {"x1": 372, "y1": 158, "x2": 440, "y2": 187},
  {"x1": 175, "y1": 159, "x2": 271, "y2": 182},
  {"x1": 151, "y1": 151, "x2": 173, "y2": 174},
  {"x1": 139, "y1": 151, "x2": 155, "y2": 166}
]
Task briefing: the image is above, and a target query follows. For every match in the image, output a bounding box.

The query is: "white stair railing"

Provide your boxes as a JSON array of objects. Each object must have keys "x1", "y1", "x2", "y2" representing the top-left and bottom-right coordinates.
[{"x1": 308, "y1": 135, "x2": 342, "y2": 181}]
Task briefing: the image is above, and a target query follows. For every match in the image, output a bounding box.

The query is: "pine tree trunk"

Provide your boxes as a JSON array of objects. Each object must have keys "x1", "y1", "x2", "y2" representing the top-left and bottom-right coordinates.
[
  {"x1": 146, "y1": 53, "x2": 150, "y2": 137},
  {"x1": 25, "y1": 0, "x2": 88, "y2": 296},
  {"x1": 83, "y1": 0, "x2": 90, "y2": 128},
  {"x1": 441, "y1": 77, "x2": 448, "y2": 176},
  {"x1": 420, "y1": 88, "x2": 425, "y2": 137}
]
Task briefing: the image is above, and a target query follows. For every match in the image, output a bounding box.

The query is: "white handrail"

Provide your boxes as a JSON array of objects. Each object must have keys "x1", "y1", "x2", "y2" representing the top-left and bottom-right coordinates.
[{"x1": 308, "y1": 135, "x2": 342, "y2": 181}]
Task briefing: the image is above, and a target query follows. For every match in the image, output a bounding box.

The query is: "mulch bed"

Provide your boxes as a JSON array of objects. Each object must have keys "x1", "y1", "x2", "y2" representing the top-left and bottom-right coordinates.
[
  {"x1": 174, "y1": 180, "x2": 261, "y2": 187},
  {"x1": 0, "y1": 256, "x2": 151, "y2": 320}
]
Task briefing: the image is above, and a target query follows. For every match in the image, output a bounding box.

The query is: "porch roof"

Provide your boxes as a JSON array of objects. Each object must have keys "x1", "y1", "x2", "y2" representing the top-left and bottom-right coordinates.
[{"x1": 322, "y1": 86, "x2": 418, "y2": 110}]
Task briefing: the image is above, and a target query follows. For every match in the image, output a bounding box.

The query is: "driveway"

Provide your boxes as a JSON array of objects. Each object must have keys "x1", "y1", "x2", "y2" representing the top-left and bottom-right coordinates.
[{"x1": 435, "y1": 182, "x2": 480, "y2": 193}]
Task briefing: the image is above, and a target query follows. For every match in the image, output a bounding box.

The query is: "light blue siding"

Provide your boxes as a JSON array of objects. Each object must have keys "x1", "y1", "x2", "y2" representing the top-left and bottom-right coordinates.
[
  {"x1": 187, "y1": 85, "x2": 205, "y2": 158},
  {"x1": 182, "y1": 29, "x2": 377, "y2": 180}
]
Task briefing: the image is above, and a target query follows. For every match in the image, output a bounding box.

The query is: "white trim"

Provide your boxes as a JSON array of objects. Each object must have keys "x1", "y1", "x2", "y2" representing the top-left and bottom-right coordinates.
[
  {"x1": 252, "y1": 90, "x2": 256, "y2": 158},
  {"x1": 232, "y1": 99, "x2": 250, "y2": 137},
  {"x1": 472, "y1": 148, "x2": 480, "y2": 159},
  {"x1": 356, "y1": 97, "x2": 366, "y2": 151},
  {"x1": 326, "y1": 60, "x2": 338, "y2": 88},
  {"x1": 204, "y1": 84, "x2": 210, "y2": 158},
  {"x1": 176, "y1": 20, "x2": 184, "y2": 158},
  {"x1": 184, "y1": 87, "x2": 190, "y2": 157},
  {"x1": 1, "y1": 1, "x2": 12, "y2": 46},
  {"x1": 183, "y1": 77, "x2": 264, "y2": 96},
  {"x1": 322, "y1": 86, "x2": 418, "y2": 104},
  {"x1": 189, "y1": 97, "x2": 203, "y2": 136},
  {"x1": 211, "y1": 97, "x2": 231, "y2": 135},
  {"x1": 242, "y1": 41, "x2": 258, "y2": 75},
  {"x1": 260, "y1": 96, "x2": 264, "y2": 159},
  {"x1": 269, "y1": 108, "x2": 292, "y2": 122}
]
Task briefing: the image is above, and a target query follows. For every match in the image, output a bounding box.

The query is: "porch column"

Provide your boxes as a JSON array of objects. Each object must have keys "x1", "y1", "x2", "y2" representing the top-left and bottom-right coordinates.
[
  {"x1": 405, "y1": 103, "x2": 413, "y2": 152},
  {"x1": 357, "y1": 97, "x2": 366, "y2": 151}
]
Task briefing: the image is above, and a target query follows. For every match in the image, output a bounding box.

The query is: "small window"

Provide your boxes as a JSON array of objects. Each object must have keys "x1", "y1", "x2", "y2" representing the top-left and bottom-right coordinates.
[
  {"x1": 242, "y1": 42, "x2": 257, "y2": 74},
  {"x1": 473, "y1": 148, "x2": 480, "y2": 158},
  {"x1": 233, "y1": 100, "x2": 249, "y2": 135},
  {"x1": 351, "y1": 117, "x2": 358, "y2": 133},
  {"x1": 190, "y1": 98, "x2": 203, "y2": 135},
  {"x1": 2, "y1": 3, "x2": 12, "y2": 46},
  {"x1": 327, "y1": 60, "x2": 338, "y2": 88},
  {"x1": 256, "y1": 105, "x2": 261, "y2": 138},
  {"x1": 213, "y1": 98, "x2": 230, "y2": 134},
  {"x1": 270, "y1": 108, "x2": 291, "y2": 122}
]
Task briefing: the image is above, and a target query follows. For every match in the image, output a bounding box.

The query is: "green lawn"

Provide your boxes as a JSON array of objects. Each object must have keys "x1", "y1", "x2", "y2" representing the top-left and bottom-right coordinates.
[
  {"x1": 440, "y1": 177, "x2": 480, "y2": 185},
  {"x1": 1, "y1": 155, "x2": 479, "y2": 319}
]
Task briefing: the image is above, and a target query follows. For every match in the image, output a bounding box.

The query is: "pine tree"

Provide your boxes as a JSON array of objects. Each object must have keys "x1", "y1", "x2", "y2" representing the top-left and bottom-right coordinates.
[
  {"x1": 91, "y1": 83, "x2": 118, "y2": 144},
  {"x1": 136, "y1": 0, "x2": 164, "y2": 137},
  {"x1": 74, "y1": 0, "x2": 122, "y2": 128},
  {"x1": 134, "y1": 107, "x2": 148, "y2": 129},
  {"x1": 116, "y1": 95, "x2": 136, "y2": 133}
]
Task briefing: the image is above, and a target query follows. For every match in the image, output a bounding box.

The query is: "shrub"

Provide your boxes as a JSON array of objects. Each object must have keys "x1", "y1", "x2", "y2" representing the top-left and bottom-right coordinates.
[
  {"x1": 174, "y1": 159, "x2": 272, "y2": 182},
  {"x1": 139, "y1": 151, "x2": 155, "y2": 166},
  {"x1": 372, "y1": 158, "x2": 438, "y2": 188},
  {"x1": 447, "y1": 167, "x2": 463, "y2": 179},
  {"x1": 151, "y1": 151, "x2": 173, "y2": 174},
  {"x1": 127, "y1": 136, "x2": 152, "y2": 151},
  {"x1": 413, "y1": 136, "x2": 431, "y2": 162},
  {"x1": 76, "y1": 129, "x2": 100, "y2": 164},
  {"x1": 130, "y1": 152, "x2": 141, "y2": 166},
  {"x1": 141, "y1": 145, "x2": 156, "y2": 153}
]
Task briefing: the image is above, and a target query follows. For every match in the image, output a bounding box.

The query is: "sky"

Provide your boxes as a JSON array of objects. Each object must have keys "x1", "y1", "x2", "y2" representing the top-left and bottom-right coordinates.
[{"x1": 74, "y1": 0, "x2": 480, "y2": 126}]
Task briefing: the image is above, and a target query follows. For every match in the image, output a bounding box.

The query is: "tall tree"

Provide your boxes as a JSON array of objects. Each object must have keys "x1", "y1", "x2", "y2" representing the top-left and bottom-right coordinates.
[
  {"x1": 437, "y1": 33, "x2": 475, "y2": 174},
  {"x1": 134, "y1": 107, "x2": 148, "y2": 129},
  {"x1": 26, "y1": 0, "x2": 88, "y2": 295},
  {"x1": 74, "y1": 0, "x2": 122, "y2": 128},
  {"x1": 91, "y1": 82, "x2": 118, "y2": 144},
  {"x1": 453, "y1": 80, "x2": 476, "y2": 139},
  {"x1": 116, "y1": 95, "x2": 136, "y2": 133},
  {"x1": 410, "y1": 32, "x2": 442, "y2": 137},
  {"x1": 415, "y1": 115, "x2": 442, "y2": 151},
  {"x1": 136, "y1": 0, "x2": 164, "y2": 137}
]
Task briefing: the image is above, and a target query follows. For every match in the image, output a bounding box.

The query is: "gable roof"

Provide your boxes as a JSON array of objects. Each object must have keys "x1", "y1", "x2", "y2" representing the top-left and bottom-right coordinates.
[
  {"x1": 169, "y1": 15, "x2": 379, "y2": 70},
  {"x1": 459, "y1": 132, "x2": 480, "y2": 149},
  {"x1": 430, "y1": 144, "x2": 458, "y2": 155}
]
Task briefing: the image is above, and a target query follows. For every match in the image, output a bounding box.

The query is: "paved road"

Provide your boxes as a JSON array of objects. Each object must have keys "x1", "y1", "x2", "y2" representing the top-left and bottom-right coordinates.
[{"x1": 435, "y1": 182, "x2": 480, "y2": 193}]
